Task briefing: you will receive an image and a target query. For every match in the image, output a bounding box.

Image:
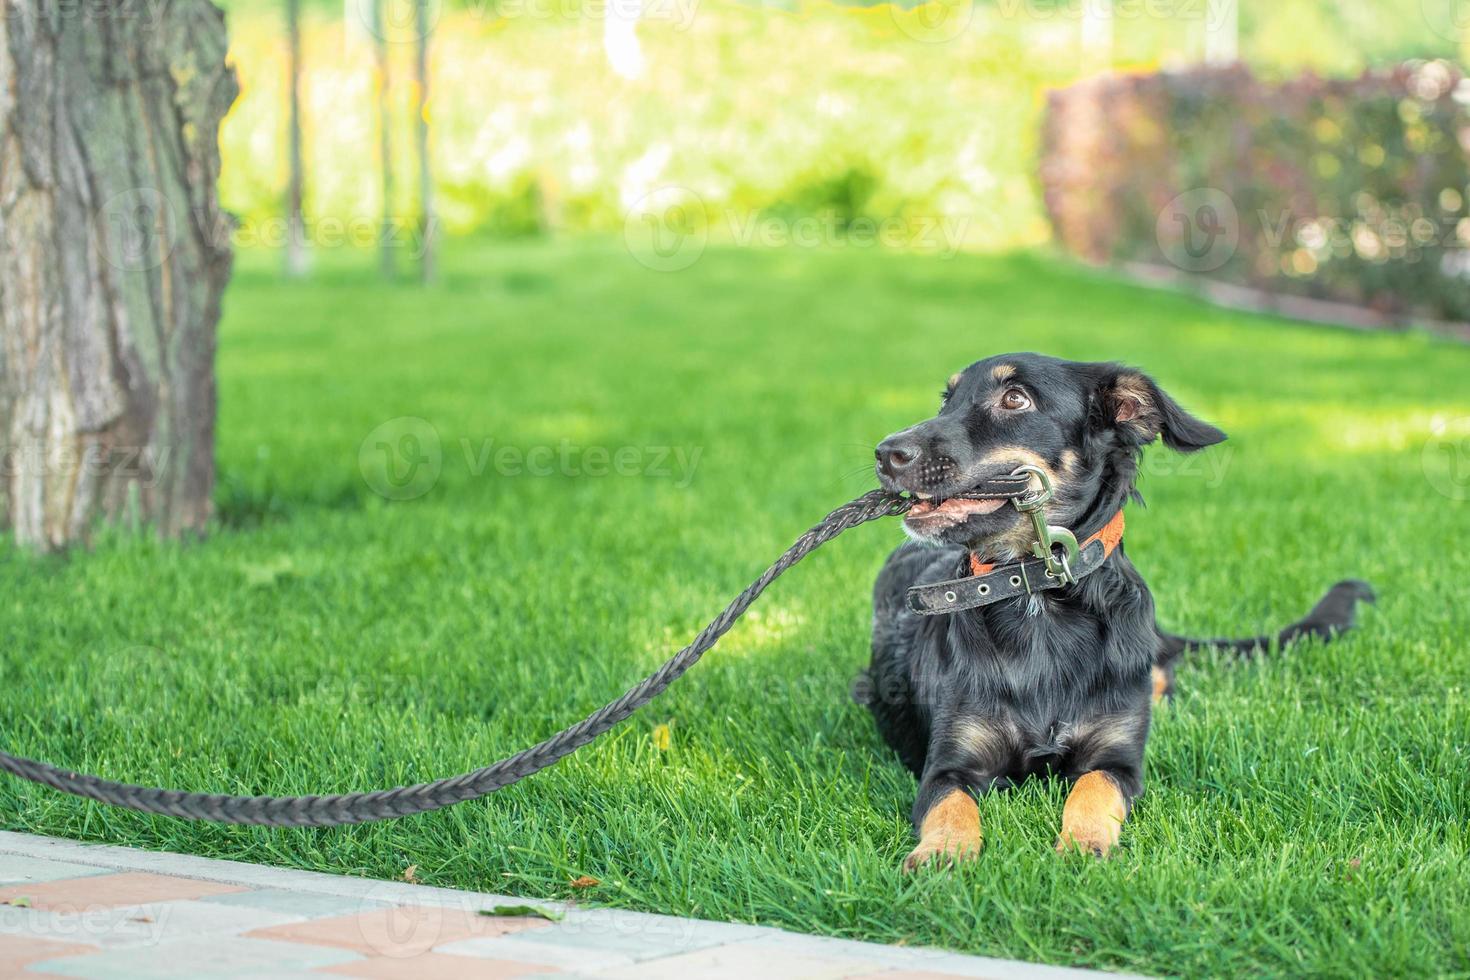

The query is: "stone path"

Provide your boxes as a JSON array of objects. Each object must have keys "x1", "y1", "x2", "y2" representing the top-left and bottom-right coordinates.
[{"x1": 0, "y1": 831, "x2": 1139, "y2": 979}]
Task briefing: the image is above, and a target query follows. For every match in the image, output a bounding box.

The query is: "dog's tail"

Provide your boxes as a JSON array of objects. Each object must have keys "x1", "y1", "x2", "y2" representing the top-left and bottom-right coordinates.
[{"x1": 1152, "y1": 579, "x2": 1375, "y2": 695}]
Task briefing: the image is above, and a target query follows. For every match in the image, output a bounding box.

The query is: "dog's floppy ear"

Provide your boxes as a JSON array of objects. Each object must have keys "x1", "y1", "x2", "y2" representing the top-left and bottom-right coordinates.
[{"x1": 1095, "y1": 366, "x2": 1226, "y2": 452}]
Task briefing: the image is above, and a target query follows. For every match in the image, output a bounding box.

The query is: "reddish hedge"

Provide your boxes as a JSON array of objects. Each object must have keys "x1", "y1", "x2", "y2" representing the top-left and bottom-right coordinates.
[{"x1": 1039, "y1": 61, "x2": 1470, "y2": 325}]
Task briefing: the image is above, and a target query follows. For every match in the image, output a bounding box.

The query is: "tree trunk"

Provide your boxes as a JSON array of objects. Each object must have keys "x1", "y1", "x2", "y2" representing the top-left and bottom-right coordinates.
[
  {"x1": 413, "y1": 0, "x2": 434, "y2": 285},
  {"x1": 371, "y1": 0, "x2": 394, "y2": 279},
  {"x1": 285, "y1": 0, "x2": 307, "y2": 277},
  {"x1": 0, "y1": 0, "x2": 238, "y2": 552}
]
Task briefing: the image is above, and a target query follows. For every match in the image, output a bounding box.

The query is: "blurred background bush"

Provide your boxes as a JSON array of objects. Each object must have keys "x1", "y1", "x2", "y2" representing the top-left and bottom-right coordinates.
[{"x1": 1041, "y1": 62, "x2": 1470, "y2": 323}]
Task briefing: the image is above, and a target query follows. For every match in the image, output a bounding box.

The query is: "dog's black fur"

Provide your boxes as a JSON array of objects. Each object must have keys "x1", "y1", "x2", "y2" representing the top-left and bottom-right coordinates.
[{"x1": 862, "y1": 353, "x2": 1372, "y2": 866}]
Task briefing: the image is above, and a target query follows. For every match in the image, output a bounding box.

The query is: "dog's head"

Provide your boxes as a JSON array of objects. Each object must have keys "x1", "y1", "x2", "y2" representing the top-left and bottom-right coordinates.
[{"x1": 874, "y1": 353, "x2": 1226, "y2": 555}]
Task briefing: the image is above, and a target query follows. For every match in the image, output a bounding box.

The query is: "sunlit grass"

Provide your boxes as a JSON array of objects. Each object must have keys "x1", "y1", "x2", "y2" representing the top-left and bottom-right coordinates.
[{"x1": 1, "y1": 240, "x2": 1468, "y2": 975}]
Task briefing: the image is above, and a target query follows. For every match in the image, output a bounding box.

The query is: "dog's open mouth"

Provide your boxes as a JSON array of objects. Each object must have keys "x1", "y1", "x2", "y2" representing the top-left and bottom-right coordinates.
[{"x1": 905, "y1": 495, "x2": 1007, "y2": 526}]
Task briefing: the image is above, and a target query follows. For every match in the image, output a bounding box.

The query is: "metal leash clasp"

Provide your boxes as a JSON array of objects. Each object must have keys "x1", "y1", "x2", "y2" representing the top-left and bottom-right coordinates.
[{"x1": 1010, "y1": 465, "x2": 1080, "y2": 585}]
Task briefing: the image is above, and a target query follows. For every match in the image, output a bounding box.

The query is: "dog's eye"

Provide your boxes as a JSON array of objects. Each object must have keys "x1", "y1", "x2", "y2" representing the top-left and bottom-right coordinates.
[{"x1": 999, "y1": 387, "x2": 1031, "y2": 411}]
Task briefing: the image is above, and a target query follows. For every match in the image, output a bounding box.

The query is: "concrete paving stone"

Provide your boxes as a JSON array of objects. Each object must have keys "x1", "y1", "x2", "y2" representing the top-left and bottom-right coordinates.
[
  {"x1": 748, "y1": 931, "x2": 1137, "y2": 980},
  {"x1": 552, "y1": 907, "x2": 766, "y2": 956},
  {"x1": 0, "y1": 835, "x2": 1142, "y2": 980},
  {"x1": 0, "y1": 896, "x2": 297, "y2": 951},
  {"x1": 0, "y1": 901, "x2": 160, "y2": 950},
  {"x1": 847, "y1": 972, "x2": 999, "y2": 980},
  {"x1": 482, "y1": 914, "x2": 745, "y2": 962},
  {"x1": 246, "y1": 905, "x2": 551, "y2": 958},
  {"x1": 871, "y1": 955, "x2": 1131, "y2": 980},
  {"x1": 0, "y1": 834, "x2": 536, "y2": 912},
  {"x1": 85, "y1": 898, "x2": 304, "y2": 949},
  {"x1": 0, "y1": 856, "x2": 112, "y2": 887},
  {"x1": 31, "y1": 935, "x2": 363, "y2": 979},
  {"x1": 197, "y1": 887, "x2": 386, "y2": 919},
  {"x1": 436, "y1": 934, "x2": 637, "y2": 972},
  {"x1": 0, "y1": 872, "x2": 245, "y2": 913},
  {"x1": 320, "y1": 950, "x2": 562, "y2": 979},
  {"x1": 737, "y1": 932, "x2": 953, "y2": 973},
  {"x1": 0, "y1": 933, "x2": 100, "y2": 976},
  {"x1": 588, "y1": 940, "x2": 874, "y2": 980}
]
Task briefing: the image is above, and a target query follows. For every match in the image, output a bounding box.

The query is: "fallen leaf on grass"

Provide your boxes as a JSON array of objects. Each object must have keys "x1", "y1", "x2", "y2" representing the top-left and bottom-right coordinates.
[
  {"x1": 401, "y1": 865, "x2": 420, "y2": 884},
  {"x1": 569, "y1": 875, "x2": 600, "y2": 889},
  {"x1": 651, "y1": 723, "x2": 672, "y2": 751},
  {"x1": 481, "y1": 905, "x2": 564, "y2": 922}
]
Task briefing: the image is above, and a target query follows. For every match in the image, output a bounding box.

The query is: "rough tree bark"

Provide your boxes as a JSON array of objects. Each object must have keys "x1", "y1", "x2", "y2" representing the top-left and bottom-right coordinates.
[{"x1": 0, "y1": 0, "x2": 237, "y2": 552}]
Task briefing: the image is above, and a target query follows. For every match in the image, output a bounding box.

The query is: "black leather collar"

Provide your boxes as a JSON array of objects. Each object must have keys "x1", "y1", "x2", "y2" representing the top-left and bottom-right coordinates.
[{"x1": 905, "y1": 511, "x2": 1126, "y2": 616}]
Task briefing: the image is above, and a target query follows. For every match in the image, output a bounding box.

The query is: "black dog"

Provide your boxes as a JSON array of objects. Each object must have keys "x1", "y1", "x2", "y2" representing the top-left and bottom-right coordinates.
[{"x1": 861, "y1": 353, "x2": 1372, "y2": 868}]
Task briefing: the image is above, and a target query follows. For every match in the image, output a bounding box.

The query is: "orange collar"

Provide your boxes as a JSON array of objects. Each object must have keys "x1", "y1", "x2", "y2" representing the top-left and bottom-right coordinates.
[{"x1": 969, "y1": 510, "x2": 1125, "y2": 577}]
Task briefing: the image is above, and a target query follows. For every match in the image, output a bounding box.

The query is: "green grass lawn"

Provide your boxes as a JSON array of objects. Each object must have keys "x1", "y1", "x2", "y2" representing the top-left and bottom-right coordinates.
[{"x1": 2, "y1": 240, "x2": 1468, "y2": 977}]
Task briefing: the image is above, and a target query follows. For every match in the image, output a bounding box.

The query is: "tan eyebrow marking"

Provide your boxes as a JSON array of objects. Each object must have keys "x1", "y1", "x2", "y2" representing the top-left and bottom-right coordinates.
[
  {"x1": 990, "y1": 364, "x2": 1016, "y2": 383},
  {"x1": 947, "y1": 372, "x2": 962, "y2": 390}
]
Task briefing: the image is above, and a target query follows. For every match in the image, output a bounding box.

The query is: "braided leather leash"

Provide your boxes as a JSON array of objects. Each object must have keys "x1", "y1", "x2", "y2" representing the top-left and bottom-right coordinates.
[{"x1": 0, "y1": 489, "x2": 914, "y2": 827}]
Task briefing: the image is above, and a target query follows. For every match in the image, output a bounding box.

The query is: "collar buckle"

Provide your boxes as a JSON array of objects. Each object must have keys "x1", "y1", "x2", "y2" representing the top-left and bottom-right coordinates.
[{"x1": 1010, "y1": 465, "x2": 1081, "y2": 586}]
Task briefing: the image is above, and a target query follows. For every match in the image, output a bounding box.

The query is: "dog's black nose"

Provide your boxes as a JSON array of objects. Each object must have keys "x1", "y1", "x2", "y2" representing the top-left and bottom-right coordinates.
[{"x1": 876, "y1": 436, "x2": 922, "y2": 478}]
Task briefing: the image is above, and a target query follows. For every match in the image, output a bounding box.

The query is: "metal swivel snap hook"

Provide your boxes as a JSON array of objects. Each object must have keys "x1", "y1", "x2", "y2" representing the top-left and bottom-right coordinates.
[{"x1": 1010, "y1": 464, "x2": 1080, "y2": 585}]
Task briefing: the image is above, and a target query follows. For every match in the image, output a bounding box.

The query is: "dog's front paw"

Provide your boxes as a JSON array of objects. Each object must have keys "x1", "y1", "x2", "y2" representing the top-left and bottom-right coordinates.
[
  {"x1": 902, "y1": 835, "x2": 982, "y2": 872},
  {"x1": 1056, "y1": 770, "x2": 1127, "y2": 858},
  {"x1": 1054, "y1": 820, "x2": 1119, "y2": 858}
]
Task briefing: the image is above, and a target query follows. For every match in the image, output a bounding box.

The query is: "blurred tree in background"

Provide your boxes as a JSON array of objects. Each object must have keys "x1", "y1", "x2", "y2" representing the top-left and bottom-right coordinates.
[
  {"x1": 369, "y1": 0, "x2": 396, "y2": 277},
  {"x1": 286, "y1": 0, "x2": 308, "y2": 276},
  {"x1": 414, "y1": 0, "x2": 436, "y2": 283}
]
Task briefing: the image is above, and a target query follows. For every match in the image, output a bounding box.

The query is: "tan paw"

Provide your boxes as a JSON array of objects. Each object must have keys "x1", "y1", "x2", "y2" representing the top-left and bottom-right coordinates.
[
  {"x1": 1055, "y1": 819, "x2": 1120, "y2": 858},
  {"x1": 903, "y1": 834, "x2": 983, "y2": 872},
  {"x1": 905, "y1": 788, "x2": 983, "y2": 872},
  {"x1": 1056, "y1": 770, "x2": 1127, "y2": 858}
]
